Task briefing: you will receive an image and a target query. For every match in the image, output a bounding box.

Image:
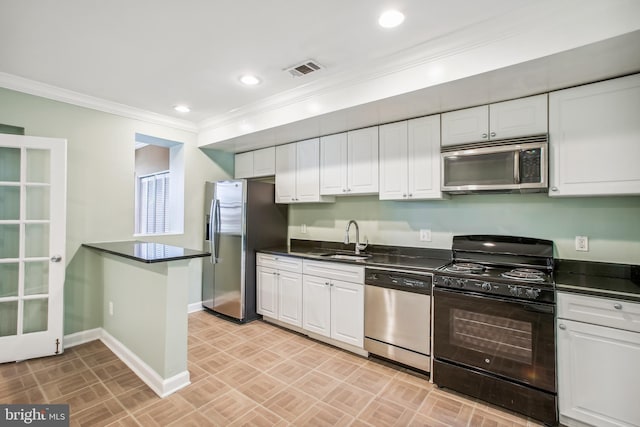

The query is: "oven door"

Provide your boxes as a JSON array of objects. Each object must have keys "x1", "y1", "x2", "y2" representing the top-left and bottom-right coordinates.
[{"x1": 433, "y1": 287, "x2": 556, "y2": 392}]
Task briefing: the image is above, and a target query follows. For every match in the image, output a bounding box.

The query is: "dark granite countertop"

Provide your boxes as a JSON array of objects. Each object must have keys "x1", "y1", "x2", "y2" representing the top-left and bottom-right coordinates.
[
  {"x1": 83, "y1": 241, "x2": 210, "y2": 264},
  {"x1": 555, "y1": 259, "x2": 640, "y2": 303},
  {"x1": 259, "y1": 239, "x2": 451, "y2": 272}
]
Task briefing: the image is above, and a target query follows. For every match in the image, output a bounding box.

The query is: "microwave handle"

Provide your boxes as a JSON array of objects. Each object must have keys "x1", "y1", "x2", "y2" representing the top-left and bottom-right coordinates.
[{"x1": 513, "y1": 150, "x2": 520, "y2": 184}]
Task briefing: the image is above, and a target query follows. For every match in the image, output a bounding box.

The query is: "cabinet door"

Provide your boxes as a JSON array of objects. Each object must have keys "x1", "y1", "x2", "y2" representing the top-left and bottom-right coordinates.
[
  {"x1": 489, "y1": 94, "x2": 548, "y2": 140},
  {"x1": 302, "y1": 275, "x2": 331, "y2": 338},
  {"x1": 408, "y1": 115, "x2": 445, "y2": 199},
  {"x1": 549, "y1": 74, "x2": 640, "y2": 196},
  {"x1": 330, "y1": 280, "x2": 364, "y2": 348},
  {"x1": 256, "y1": 266, "x2": 278, "y2": 318},
  {"x1": 278, "y1": 272, "x2": 303, "y2": 327},
  {"x1": 295, "y1": 138, "x2": 322, "y2": 202},
  {"x1": 441, "y1": 105, "x2": 489, "y2": 146},
  {"x1": 557, "y1": 319, "x2": 640, "y2": 427},
  {"x1": 379, "y1": 121, "x2": 408, "y2": 200},
  {"x1": 347, "y1": 126, "x2": 379, "y2": 194},
  {"x1": 275, "y1": 143, "x2": 297, "y2": 203},
  {"x1": 234, "y1": 152, "x2": 253, "y2": 179},
  {"x1": 253, "y1": 147, "x2": 275, "y2": 177},
  {"x1": 320, "y1": 133, "x2": 348, "y2": 195}
]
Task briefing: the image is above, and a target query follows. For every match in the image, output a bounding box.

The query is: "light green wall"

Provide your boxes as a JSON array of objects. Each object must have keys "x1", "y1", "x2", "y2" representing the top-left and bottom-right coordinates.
[
  {"x1": 0, "y1": 88, "x2": 231, "y2": 335},
  {"x1": 289, "y1": 194, "x2": 640, "y2": 265},
  {"x1": 102, "y1": 254, "x2": 189, "y2": 378}
]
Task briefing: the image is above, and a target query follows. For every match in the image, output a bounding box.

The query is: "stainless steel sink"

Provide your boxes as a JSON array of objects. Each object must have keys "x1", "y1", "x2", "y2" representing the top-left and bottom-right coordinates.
[{"x1": 327, "y1": 254, "x2": 370, "y2": 261}]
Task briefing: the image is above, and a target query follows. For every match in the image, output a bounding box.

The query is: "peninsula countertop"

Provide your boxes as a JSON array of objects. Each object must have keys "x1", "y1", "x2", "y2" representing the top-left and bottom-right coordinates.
[{"x1": 82, "y1": 240, "x2": 210, "y2": 264}]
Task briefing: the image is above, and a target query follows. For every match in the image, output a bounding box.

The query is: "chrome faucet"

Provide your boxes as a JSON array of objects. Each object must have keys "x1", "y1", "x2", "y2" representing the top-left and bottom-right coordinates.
[{"x1": 344, "y1": 220, "x2": 368, "y2": 255}]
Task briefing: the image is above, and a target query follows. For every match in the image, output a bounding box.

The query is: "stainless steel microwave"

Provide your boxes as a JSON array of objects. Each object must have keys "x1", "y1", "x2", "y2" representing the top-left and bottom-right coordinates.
[{"x1": 441, "y1": 135, "x2": 548, "y2": 194}]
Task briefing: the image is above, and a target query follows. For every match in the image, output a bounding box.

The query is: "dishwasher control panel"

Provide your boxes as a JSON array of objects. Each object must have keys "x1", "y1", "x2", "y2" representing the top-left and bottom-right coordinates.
[{"x1": 365, "y1": 268, "x2": 432, "y2": 294}]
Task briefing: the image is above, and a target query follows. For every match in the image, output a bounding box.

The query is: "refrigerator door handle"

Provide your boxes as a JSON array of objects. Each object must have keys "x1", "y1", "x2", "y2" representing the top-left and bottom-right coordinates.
[
  {"x1": 209, "y1": 199, "x2": 217, "y2": 264},
  {"x1": 214, "y1": 198, "x2": 221, "y2": 263}
]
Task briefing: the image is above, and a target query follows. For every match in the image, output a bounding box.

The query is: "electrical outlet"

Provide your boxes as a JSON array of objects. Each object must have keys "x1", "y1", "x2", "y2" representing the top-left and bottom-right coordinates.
[
  {"x1": 109, "y1": 301, "x2": 114, "y2": 316},
  {"x1": 300, "y1": 224, "x2": 307, "y2": 234},
  {"x1": 419, "y1": 229, "x2": 432, "y2": 242},
  {"x1": 575, "y1": 236, "x2": 589, "y2": 252}
]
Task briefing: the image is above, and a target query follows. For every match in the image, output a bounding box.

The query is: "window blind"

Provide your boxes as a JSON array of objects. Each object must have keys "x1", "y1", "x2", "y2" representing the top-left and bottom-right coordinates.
[{"x1": 138, "y1": 171, "x2": 170, "y2": 234}]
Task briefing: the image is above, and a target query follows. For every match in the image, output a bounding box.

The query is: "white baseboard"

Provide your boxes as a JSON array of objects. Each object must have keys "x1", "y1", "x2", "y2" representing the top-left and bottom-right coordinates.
[
  {"x1": 65, "y1": 328, "x2": 190, "y2": 398},
  {"x1": 188, "y1": 302, "x2": 203, "y2": 313},
  {"x1": 63, "y1": 328, "x2": 102, "y2": 349}
]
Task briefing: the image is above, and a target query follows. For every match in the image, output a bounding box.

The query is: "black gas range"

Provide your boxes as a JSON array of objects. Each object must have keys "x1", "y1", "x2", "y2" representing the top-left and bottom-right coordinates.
[{"x1": 433, "y1": 235, "x2": 558, "y2": 426}]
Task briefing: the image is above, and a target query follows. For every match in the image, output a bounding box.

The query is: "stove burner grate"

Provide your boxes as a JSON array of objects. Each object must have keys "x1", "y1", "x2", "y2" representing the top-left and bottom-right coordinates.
[
  {"x1": 445, "y1": 262, "x2": 485, "y2": 274},
  {"x1": 501, "y1": 268, "x2": 546, "y2": 282}
]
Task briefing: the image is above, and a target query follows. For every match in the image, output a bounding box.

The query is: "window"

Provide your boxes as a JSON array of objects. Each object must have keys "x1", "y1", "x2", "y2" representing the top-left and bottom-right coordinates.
[
  {"x1": 134, "y1": 133, "x2": 184, "y2": 235},
  {"x1": 137, "y1": 171, "x2": 170, "y2": 234}
]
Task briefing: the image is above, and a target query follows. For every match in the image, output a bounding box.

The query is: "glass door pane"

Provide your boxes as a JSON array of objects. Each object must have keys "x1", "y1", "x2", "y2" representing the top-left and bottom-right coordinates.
[
  {"x1": 0, "y1": 186, "x2": 20, "y2": 219},
  {"x1": 0, "y1": 224, "x2": 20, "y2": 258},
  {"x1": 25, "y1": 223, "x2": 50, "y2": 257},
  {"x1": 26, "y1": 186, "x2": 50, "y2": 220},
  {"x1": 23, "y1": 298, "x2": 48, "y2": 333},
  {"x1": 24, "y1": 261, "x2": 49, "y2": 295},
  {"x1": 26, "y1": 149, "x2": 51, "y2": 183},
  {"x1": 0, "y1": 263, "x2": 19, "y2": 297},
  {"x1": 0, "y1": 147, "x2": 20, "y2": 181},
  {"x1": 0, "y1": 301, "x2": 18, "y2": 337}
]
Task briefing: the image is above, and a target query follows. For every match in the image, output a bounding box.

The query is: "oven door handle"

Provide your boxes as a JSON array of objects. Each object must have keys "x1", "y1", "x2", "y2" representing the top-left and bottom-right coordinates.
[
  {"x1": 521, "y1": 303, "x2": 555, "y2": 314},
  {"x1": 433, "y1": 287, "x2": 554, "y2": 313}
]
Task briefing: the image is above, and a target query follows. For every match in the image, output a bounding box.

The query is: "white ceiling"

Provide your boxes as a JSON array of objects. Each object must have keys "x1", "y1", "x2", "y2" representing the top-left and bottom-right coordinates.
[{"x1": 1, "y1": 0, "x2": 640, "y2": 152}]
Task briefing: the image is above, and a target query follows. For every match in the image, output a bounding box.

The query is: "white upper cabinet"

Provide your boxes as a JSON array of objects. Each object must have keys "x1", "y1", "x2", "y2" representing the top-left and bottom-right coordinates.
[
  {"x1": 275, "y1": 138, "x2": 334, "y2": 203},
  {"x1": 441, "y1": 105, "x2": 489, "y2": 146},
  {"x1": 320, "y1": 127, "x2": 378, "y2": 195},
  {"x1": 549, "y1": 74, "x2": 640, "y2": 197},
  {"x1": 441, "y1": 94, "x2": 548, "y2": 146},
  {"x1": 379, "y1": 115, "x2": 446, "y2": 200},
  {"x1": 347, "y1": 127, "x2": 379, "y2": 194},
  {"x1": 319, "y1": 133, "x2": 348, "y2": 195},
  {"x1": 234, "y1": 147, "x2": 275, "y2": 178}
]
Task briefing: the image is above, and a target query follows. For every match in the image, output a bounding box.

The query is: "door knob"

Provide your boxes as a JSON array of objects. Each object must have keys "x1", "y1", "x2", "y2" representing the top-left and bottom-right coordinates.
[{"x1": 50, "y1": 255, "x2": 62, "y2": 263}]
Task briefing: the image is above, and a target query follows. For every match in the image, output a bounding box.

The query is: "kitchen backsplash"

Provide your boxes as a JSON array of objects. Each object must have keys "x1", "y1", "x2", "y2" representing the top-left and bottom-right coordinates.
[{"x1": 288, "y1": 193, "x2": 640, "y2": 265}]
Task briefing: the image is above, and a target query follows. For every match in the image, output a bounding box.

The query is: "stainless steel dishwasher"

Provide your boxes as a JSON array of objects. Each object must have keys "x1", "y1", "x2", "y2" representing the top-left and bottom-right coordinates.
[{"x1": 364, "y1": 267, "x2": 432, "y2": 372}]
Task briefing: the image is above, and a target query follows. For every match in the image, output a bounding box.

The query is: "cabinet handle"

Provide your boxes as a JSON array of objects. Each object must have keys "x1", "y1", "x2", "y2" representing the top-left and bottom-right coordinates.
[
  {"x1": 325, "y1": 282, "x2": 330, "y2": 286},
  {"x1": 614, "y1": 303, "x2": 623, "y2": 310},
  {"x1": 558, "y1": 324, "x2": 566, "y2": 330},
  {"x1": 490, "y1": 132, "x2": 496, "y2": 137},
  {"x1": 482, "y1": 133, "x2": 488, "y2": 139},
  {"x1": 551, "y1": 187, "x2": 558, "y2": 192},
  {"x1": 342, "y1": 189, "x2": 347, "y2": 193},
  {"x1": 408, "y1": 193, "x2": 412, "y2": 197},
  {"x1": 402, "y1": 194, "x2": 407, "y2": 198}
]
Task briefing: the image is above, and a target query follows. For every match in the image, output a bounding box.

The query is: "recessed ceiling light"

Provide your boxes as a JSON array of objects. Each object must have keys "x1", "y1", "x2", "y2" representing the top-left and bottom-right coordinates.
[
  {"x1": 378, "y1": 10, "x2": 405, "y2": 28},
  {"x1": 240, "y1": 74, "x2": 261, "y2": 86},
  {"x1": 174, "y1": 105, "x2": 191, "y2": 113}
]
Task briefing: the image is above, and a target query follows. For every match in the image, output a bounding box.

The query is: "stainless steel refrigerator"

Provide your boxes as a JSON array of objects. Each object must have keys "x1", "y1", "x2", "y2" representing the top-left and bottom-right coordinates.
[{"x1": 202, "y1": 180, "x2": 288, "y2": 322}]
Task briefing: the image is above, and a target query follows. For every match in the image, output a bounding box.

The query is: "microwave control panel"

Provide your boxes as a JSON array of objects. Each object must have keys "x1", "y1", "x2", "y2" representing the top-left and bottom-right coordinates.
[{"x1": 520, "y1": 148, "x2": 542, "y2": 183}]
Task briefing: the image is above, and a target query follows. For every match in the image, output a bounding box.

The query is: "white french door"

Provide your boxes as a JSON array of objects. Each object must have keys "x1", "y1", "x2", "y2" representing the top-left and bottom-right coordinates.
[{"x1": 0, "y1": 134, "x2": 66, "y2": 363}]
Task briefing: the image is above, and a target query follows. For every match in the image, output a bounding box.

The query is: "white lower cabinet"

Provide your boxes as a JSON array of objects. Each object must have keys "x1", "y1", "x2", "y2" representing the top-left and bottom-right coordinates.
[
  {"x1": 256, "y1": 254, "x2": 303, "y2": 327},
  {"x1": 302, "y1": 260, "x2": 364, "y2": 348},
  {"x1": 557, "y1": 292, "x2": 640, "y2": 427}
]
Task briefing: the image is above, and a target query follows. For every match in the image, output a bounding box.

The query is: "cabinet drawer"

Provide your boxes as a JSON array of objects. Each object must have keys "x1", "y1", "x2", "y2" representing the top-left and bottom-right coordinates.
[
  {"x1": 256, "y1": 253, "x2": 303, "y2": 273},
  {"x1": 303, "y1": 260, "x2": 364, "y2": 284},
  {"x1": 558, "y1": 292, "x2": 640, "y2": 333}
]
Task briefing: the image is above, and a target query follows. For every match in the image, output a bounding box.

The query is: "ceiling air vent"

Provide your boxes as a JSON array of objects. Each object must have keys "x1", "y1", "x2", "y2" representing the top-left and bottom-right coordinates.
[{"x1": 285, "y1": 59, "x2": 324, "y2": 77}]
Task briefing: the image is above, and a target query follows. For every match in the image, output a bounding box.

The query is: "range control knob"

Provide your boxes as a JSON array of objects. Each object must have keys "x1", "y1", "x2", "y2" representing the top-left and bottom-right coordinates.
[
  {"x1": 525, "y1": 288, "x2": 540, "y2": 299},
  {"x1": 442, "y1": 277, "x2": 450, "y2": 286},
  {"x1": 509, "y1": 286, "x2": 521, "y2": 297},
  {"x1": 481, "y1": 282, "x2": 492, "y2": 291},
  {"x1": 457, "y1": 279, "x2": 467, "y2": 288}
]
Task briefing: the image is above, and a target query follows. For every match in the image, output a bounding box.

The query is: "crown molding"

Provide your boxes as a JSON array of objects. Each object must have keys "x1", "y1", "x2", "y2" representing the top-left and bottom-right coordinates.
[{"x1": 0, "y1": 72, "x2": 198, "y2": 133}]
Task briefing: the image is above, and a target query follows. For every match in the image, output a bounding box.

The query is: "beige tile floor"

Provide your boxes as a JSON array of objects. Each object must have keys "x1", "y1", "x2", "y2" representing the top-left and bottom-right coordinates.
[{"x1": 0, "y1": 311, "x2": 545, "y2": 426}]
